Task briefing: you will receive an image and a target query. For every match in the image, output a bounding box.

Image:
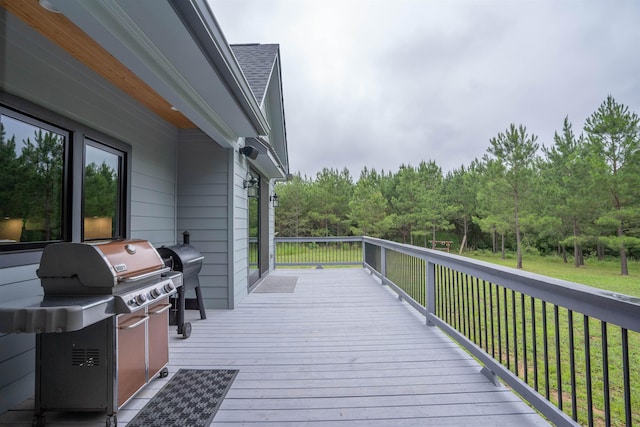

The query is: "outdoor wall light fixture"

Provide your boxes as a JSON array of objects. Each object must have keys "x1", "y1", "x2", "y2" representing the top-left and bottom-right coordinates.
[
  {"x1": 270, "y1": 193, "x2": 279, "y2": 208},
  {"x1": 243, "y1": 177, "x2": 258, "y2": 189},
  {"x1": 243, "y1": 177, "x2": 259, "y2": 197},
  {"x1": 239, "y1": 146, "x2": 259, "y2": 160}
]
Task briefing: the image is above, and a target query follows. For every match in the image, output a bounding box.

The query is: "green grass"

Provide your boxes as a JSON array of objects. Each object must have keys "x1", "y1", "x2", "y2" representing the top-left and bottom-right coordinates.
[{"x1": 464, "y1": 251, "x2": 640, "y2": 298}]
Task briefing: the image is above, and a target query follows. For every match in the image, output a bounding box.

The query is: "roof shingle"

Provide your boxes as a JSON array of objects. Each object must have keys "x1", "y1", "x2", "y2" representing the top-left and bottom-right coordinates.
[{"x1": 231, "y1": 43, "x2": 279, "y2": 105}]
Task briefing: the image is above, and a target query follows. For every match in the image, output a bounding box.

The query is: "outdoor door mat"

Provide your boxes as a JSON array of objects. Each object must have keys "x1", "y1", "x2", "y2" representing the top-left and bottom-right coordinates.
[
  {"x1": 254, "y1": 275, "x2": 298, "y2": 293},
  {"x1": 127, "y1": 369, "x2": 238, "y2": 427}
]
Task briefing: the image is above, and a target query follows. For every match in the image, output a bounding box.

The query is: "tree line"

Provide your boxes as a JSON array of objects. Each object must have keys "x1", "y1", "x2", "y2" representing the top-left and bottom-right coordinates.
[{"x1": 275, "y1": 95, "x2": 640, "y2": 275}]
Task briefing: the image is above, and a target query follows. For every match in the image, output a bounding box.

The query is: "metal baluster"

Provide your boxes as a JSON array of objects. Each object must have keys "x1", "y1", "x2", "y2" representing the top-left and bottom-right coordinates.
[
  {"x1": 554, "y1": 305, "x2": 562, "y2": 410},
  {"x1": 585, "y1": 315, "x2": 594, "y2": 427},
  {"x1": 621, "y1": 328, "x2": 631, "y2": 427},
  {"x1": 568, "y1": 310, "x2": 577, "y2": 421},
  {"x1": 531, "y1": 297, "x2": 538, "y2": 392},
  {"x1": 472, "y1": 277, "x2": 478, "y2": 346},
  {"x1": 512, "y1": 289, "x2": 518, "y2": 376},
  {"x1": 496, "y1": 284, "x2": 502, "y2": 364},
  {"x1": 456, "y1": 271, "x2": 463, "y2": 333},
  {"x1": 439, "y1": 266, "x2": 444, "y2": 321},
  {"x1": 443, "y1": 266, "x2": 449, "y2": 321},
  {"x1": 489, "y1": 283, "x2": 495, "y2": 359},
  {"x1": 464, "y1": 273, "x2": 470, "y2": 338},
  {"x1": 542, "y1": 300, "x2": 550, "y2": 400},
  {"x1": 482, "y1": 280, "x2": 488, "y2": 353},
  {"x1": 504, "y1": 287, "x2": 509, "y2": 370},
  {"x1": 602, "y1": 322, "x2": 610, "y2": 427},
  {"x1": 522, "y1": 293, "x2": 528, "y2": 384}
]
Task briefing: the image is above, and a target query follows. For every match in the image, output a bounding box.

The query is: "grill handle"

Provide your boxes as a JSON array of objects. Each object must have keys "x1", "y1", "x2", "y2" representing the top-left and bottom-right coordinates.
[
  {"x1": 119, "y1": 266, "x2": 171, "y2": 283},
  {"x1": 148, "y1": 303, "x2": 172, "y2": 315},
  {"x1": 185, "y1": 256, "x2": 204, "y2": 265},
  {"x1": 118, "y1": 316, "x2": 148, "y2": 330}
]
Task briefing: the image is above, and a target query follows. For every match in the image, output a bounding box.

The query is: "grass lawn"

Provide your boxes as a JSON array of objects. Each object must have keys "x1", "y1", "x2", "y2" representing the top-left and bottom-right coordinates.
[{"x1": 463, "y1": 251, "x2": 640, "y2": 298}]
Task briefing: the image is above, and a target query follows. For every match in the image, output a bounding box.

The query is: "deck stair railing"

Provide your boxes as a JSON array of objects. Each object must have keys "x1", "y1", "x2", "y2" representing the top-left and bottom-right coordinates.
[{"x1": 274, "y1": 236, "x2": 640, "y2": 427}]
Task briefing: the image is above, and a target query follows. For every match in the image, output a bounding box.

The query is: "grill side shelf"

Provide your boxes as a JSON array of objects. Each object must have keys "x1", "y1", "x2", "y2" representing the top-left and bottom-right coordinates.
[{"x1": 0, "y1": 295, "x2": 115, "y2": 333}]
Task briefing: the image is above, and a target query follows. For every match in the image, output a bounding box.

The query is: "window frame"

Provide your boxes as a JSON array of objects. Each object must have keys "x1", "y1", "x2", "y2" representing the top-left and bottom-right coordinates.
[
  {"x1": 0, "y1": 92, "x2": 131, "y2": 267},
  {"x1": 0, "y1": 105, "x2": 71, "y2": 253},
  {"x1": 82, "y1": 138, "x2": 128, "y2": 241}
]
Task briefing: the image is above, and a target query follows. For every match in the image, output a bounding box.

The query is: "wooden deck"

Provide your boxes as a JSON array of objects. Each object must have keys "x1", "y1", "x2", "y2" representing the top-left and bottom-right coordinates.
[{"x1": 0, "y1": 268, "x2": 550, "y2": 426}]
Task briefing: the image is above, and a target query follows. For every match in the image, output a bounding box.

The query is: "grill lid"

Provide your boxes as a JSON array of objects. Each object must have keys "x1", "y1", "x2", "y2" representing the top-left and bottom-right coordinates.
[
  {"x1": 157, "y1": 243, "x2": 203, "y2": 290},
  {"x1": 38, "y1": 239, "x2": 166, "y2": 295},
  {"x1": 157, "y1": 244, "x2": 203, "y2": 272}
]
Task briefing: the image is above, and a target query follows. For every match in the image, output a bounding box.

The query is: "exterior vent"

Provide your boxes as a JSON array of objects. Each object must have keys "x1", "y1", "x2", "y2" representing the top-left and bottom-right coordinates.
[{"x1": 71, "y1": 348, "x2": 101, "y2": 367}]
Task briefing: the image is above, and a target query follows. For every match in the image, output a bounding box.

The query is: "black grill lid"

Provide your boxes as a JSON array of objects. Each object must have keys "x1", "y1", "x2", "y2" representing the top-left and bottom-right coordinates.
[{"x1": 158, "y1": 244, "x2": 203, "y2": 271}]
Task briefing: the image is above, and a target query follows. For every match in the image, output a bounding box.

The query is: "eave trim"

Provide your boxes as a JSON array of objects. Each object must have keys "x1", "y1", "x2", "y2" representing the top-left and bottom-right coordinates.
[{"x1": 169, "y1": 0, "x2": 270, "y2": 136}]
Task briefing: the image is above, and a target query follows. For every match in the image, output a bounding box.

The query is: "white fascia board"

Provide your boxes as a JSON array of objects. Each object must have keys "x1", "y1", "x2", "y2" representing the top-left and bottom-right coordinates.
[
  {"x1": 171, "y1": 0, "x2": 270, "y2": 136},
  {"x1": 49, "y1": 0, "x2": 268, "y2": 147},
  {"x1": 266, "y1": 57, "x2": 289, "y2": 172}
]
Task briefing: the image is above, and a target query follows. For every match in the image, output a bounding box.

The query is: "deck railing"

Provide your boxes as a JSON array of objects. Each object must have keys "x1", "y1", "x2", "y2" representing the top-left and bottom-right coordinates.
[
  {"x1": 275, "y1": 236, "x2": 640, "y2": 427},
  {"x1": 275, "y1": 236, "x2": 363, "y2": 267}
]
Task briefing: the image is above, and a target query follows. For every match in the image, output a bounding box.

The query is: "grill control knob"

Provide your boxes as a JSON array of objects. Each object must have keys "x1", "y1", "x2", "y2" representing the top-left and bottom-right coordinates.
[
  {"x1": 135, "y1": 294, "x2": 147, "y2": 305},
  {"x1": 150, "y1": 287, "x2": 163, "y2": 299},
  {"x1": 164, "y1": 282, "x2": 175, "y2": 293}
]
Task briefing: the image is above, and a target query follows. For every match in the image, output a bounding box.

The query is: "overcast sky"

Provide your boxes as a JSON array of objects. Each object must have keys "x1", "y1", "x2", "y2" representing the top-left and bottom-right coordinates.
[{"x1": 212, "y1": 0, "x2": 640, "y2": 179}]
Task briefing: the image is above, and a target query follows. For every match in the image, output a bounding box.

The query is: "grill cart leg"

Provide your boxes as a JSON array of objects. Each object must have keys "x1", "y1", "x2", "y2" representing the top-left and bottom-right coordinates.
[
  {"x1": 177, "y1": 285, "x2": 185, "y2": 334},
  {"x1": 174, "y1": 286, "x2": 192, "y2": 338},
  {"x1": 106, "y1": 414, "x2": 117, "y2": 426},
  {"x1": 195, "y1": 285, "x2": 207, "y2": 319}
]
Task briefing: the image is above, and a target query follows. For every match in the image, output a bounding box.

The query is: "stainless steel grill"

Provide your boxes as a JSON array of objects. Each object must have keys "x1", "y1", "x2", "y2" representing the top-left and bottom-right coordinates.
[
  {"x1": 0, "y1": 238, "x2": 183, "y2": 427},
  {"x1": 38, "y1": 239, "x2": 180, "y2": 314}
]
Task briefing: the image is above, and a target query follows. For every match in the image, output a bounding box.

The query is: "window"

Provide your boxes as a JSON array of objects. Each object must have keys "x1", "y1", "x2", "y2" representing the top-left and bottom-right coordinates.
[
  {"x1": 0, "y1": 98, "x2": 129, "y2": 257},
  {"x1": 83, "y1": 141, "x2": 125, "y2": 240},
  {"x1": 0, "y1": 110, "x2": 67, "y2": 249}
]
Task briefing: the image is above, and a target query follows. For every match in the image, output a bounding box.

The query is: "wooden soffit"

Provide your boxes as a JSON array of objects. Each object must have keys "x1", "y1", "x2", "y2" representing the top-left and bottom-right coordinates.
[{"x1": 0, "y1": 0, "x2": 196, "y2": 128}]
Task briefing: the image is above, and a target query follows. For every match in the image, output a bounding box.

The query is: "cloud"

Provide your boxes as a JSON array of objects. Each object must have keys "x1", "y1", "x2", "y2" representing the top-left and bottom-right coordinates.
[{"x1": 212, "y1": 0, "x2": 640, "y2": 179}]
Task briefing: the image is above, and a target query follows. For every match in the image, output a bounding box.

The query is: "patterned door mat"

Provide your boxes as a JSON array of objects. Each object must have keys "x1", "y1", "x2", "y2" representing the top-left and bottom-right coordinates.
[
  {"x1": 127, "y1": 369, "x2": 238, "y2": 427},
  {"x1": 254, "y1": 275, "x2": 298, "y2": 293}
]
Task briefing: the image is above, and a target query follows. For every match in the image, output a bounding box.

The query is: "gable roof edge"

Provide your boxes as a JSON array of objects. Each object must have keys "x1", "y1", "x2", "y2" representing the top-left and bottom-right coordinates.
[{"x1": 169, "y1": 0, "x2": 270, "y2": 136}]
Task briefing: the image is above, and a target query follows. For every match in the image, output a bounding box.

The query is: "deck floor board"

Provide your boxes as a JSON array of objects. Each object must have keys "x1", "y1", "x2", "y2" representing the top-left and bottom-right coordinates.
[
  {"x1": 167, "y1": 268, "x2": 548, "y2": 426},
  {"x1": 0, "y1": 268, "x2": 550, "y2": 426}
]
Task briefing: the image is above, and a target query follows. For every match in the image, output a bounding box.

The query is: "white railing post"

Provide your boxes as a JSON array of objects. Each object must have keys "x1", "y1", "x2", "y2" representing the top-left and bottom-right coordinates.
[{"x1": 426, "y1": 260, "x2": 435, "y2": 326}]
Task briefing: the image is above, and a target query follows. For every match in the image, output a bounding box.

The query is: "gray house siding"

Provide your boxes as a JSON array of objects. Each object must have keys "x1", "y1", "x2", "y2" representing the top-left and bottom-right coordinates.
[
  {"x1": 0, "y1": 12, "x2": 179, "y2": 414},
  {"x1": 232, "y1": 153, "x2": 251, "y2": 307},
  {"x1": 176, "y1": 130, "x2": 233, "y2": 309}
]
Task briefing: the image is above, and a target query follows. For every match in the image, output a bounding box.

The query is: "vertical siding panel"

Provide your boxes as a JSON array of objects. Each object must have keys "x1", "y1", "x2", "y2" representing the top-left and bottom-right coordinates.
[
  {"x1": 233, "y1": 147, "x2": 250, "y2": 307},
  {"x1": 177, "y1": 129, "x2": 233, "y2": 309}
]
